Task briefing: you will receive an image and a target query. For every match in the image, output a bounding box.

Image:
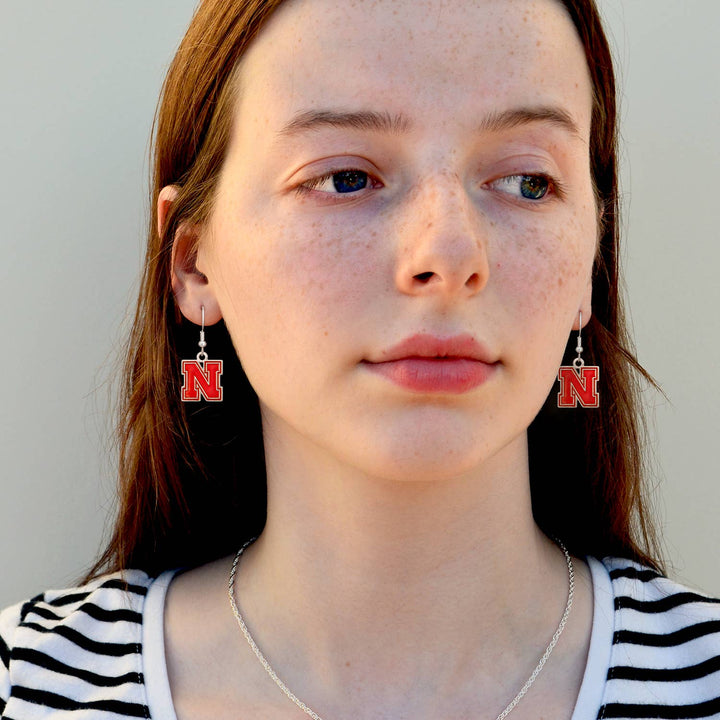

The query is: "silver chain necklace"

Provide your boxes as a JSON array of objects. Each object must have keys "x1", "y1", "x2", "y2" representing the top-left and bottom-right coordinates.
[{"x1": 228, "y1": 536, "x2": 574, "y2": 720}]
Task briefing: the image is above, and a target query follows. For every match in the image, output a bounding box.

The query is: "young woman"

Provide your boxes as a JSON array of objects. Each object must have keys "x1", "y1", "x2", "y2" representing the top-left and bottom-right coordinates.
[{"x1": 1, "y1": 1, "x2": 718, "y2": 719}]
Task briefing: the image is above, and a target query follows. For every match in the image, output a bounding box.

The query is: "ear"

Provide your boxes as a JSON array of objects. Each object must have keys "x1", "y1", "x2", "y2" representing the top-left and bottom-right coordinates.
[
  {"x1": 574, "y1": 202, "x2": 604, "y2": 331},
  {"x1": 159, "y1": 185, "x2": 222, "y2": 326}
]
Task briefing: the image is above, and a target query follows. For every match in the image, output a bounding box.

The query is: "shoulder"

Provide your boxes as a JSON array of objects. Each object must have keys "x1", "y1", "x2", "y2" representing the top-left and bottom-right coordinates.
[
  {"x1": 601, "y1": 556, "x2": 720, "y2": 624},
  {"x1": 597, "y1": 557, "x2": 720, "y2": 717},
  {"x1": 0, "y1": 568, "x2": 155, "y2": 645},
  {"x1": 0, "y1": 569, "x2": 156, "y2": 718}
]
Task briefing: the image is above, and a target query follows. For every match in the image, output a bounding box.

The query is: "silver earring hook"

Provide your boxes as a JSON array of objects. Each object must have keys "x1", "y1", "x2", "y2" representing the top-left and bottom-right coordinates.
[
  {"x1": 197, "y1": 305, "x2": 208, "y2": 364},
  {"x1": 573, "y1": 311, "x2": 584, "y2": 370}
]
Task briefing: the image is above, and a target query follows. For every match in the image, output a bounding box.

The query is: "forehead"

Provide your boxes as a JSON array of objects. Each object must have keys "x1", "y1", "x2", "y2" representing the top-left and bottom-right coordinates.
[{"x1": 234, "y1": 0, "x2": 592, "y2": 139}]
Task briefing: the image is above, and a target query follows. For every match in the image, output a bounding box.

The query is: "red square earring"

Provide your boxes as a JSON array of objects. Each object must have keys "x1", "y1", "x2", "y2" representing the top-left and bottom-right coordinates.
[
  {"x1": 557, "y1": 311, "x2": 600, "y2": 408},
  {"x1": 180, "y1": 305, "x2": 223, "y2": 402}
]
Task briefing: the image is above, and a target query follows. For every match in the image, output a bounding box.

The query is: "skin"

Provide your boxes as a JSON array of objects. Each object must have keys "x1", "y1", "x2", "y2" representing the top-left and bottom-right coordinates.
[{"x1": 161, "y1": 0, "x2": 598, "y2": 718}]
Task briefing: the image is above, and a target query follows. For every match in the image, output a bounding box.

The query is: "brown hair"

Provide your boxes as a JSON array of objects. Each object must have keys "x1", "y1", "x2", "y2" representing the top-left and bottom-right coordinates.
[
  {"x1": 84, "y1": 0, "x2": 663, "y2": 582},
  {"x1": 528, "y1": 0, "x2": 663, "y2": 569}
]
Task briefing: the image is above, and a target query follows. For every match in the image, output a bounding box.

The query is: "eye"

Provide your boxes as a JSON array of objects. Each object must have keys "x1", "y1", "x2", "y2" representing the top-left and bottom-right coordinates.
[
  {"x1": 490, "y1": 174, "x2": 558, "y2": 201},
  {"x1": 299, "y1": 169, "x2": 379, "y2": 195}
]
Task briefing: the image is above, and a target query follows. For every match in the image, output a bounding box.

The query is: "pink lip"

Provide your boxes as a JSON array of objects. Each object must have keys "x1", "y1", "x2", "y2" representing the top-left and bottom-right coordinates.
[{"x1": 362, "y1": 333, "x2": 498, "y2": 394}]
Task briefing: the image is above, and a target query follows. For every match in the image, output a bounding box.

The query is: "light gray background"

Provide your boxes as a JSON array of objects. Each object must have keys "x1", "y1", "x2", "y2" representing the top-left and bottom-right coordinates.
[{"x1": 0, "y1": 1, "x2": 718, "y2": 608}]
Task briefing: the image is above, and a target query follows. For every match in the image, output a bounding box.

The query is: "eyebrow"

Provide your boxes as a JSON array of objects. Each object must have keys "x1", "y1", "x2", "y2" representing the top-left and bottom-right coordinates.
[
  {"x1": 277, "y1": 109, "x2": 411, "y2": 138},
  {"x1": 275, "y1": 105, "x2": 583, "y2": 142},
  {"x1": 477, "y1": 106, "x2": 583, "y2": 140}
]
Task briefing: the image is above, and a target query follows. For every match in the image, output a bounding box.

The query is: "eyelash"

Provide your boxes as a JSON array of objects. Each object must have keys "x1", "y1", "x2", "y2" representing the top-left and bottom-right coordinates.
[{"x1": 295, "y1": 169, "x2": 565, "y2": 203}]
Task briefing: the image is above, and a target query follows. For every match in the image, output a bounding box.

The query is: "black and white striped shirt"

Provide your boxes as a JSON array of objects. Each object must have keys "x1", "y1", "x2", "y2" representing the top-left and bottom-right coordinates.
[{"x1": 1, "y1": 557, "x2": 719, "y2": 719}]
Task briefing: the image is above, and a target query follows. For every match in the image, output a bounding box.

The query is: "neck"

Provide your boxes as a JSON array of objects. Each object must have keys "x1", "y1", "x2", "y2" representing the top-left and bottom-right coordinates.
[{"x1": 231, "y1": 423, "x2": 573, "y2": 718}]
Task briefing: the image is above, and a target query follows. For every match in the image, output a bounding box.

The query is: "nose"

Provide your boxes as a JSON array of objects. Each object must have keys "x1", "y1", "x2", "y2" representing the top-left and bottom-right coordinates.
[{"x1": 394, "y1": 172, "x2": 490, "y2": 301}]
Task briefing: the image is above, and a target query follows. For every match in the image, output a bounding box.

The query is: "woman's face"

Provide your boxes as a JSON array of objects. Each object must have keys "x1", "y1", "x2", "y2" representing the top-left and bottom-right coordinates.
[{"x1": 189, "y1": 0, "x2": 597, "y2": 481}]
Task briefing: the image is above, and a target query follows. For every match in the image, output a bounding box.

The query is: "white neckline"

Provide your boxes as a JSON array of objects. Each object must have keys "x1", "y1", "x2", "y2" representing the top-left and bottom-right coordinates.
[
  {"x1": 142, "y1": 557, "x2": 614, "y2": 720},
  {"x1": 143, "y1": 568, "x2": 181, "y2": 720},
  {"x1": 569, "y1": 556, "x2": 614, "y2": 719}
]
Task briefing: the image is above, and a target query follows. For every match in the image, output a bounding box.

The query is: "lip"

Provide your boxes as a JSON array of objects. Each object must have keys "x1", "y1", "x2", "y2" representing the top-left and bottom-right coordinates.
[{"x1": 362, "y1": 333, "x2": 498, "y2": 394}]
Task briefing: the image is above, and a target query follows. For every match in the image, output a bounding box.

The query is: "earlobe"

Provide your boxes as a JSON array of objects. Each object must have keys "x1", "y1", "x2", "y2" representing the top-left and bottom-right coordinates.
[
  {"x1": 159, "y1": 184, "x2": 222, "y2": 326},
  {"x1": 574, "y1": 278, "x2": 593, "y2": 330}
]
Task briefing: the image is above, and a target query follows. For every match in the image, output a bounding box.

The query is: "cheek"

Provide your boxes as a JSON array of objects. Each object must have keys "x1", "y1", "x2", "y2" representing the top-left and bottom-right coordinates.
[
  {"x1": 496, "y1": 209, "x2": 596, "y2": 322},
  {"x1": 271, "y1": 227, "x2": 381, "y2": 323},
  {"x1": 209, "y1": 219, "x2": 381, "y2": 358}
]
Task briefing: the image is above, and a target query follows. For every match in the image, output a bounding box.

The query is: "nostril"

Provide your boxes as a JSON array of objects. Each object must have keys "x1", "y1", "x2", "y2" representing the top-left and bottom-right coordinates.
[{"x1": 415, "y1": 272, "x2": 434, "y2": 283}]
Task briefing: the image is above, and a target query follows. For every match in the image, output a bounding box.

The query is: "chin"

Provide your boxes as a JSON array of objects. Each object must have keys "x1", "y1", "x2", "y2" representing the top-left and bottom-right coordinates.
[{"x1": 355, "y1": 434, "x2": 497, "y2": 484}]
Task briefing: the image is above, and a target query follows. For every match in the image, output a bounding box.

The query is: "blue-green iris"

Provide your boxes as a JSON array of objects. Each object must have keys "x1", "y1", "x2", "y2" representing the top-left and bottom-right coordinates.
[{"x1": 519, "y1": 175, "x2": 549, "y2": 200}]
